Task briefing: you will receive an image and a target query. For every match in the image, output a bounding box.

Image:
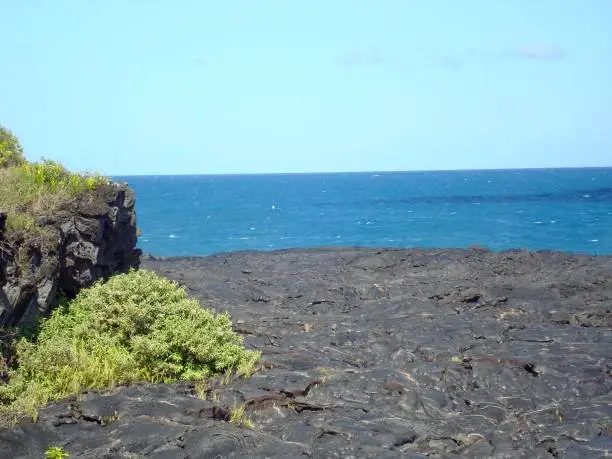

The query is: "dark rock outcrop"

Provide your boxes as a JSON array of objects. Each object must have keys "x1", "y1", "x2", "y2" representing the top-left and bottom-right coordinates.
[
  {"x1": 2, "y1": 248, "x2": 611, "y2": 458},
  {"x1": 0, "y1": 183, "x2": 141, "y2": 328}
]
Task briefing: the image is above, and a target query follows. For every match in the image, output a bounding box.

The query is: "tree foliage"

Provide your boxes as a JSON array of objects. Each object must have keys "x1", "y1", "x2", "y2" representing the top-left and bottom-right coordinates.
[{"x1": 0, "y1": 124, "x2": 26, "y2": 168}]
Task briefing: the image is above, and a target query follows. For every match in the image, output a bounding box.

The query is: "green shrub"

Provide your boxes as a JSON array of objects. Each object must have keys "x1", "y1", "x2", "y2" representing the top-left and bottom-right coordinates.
[
  {"x1": 0, "y1": 270, "x2": 260, "y2": 422},
  {"x1": 45, "y1": 446, "x2": 70, "y2": 459},
  {"x1": 0, "y1": 125, "x2": 26, "y2": 168}
]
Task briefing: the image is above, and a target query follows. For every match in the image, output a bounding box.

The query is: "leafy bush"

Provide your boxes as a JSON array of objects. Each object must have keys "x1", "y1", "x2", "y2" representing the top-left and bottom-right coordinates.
[
  {"x1": 0, "y1": 270, "x2": 260, "y2": 421},
  {"x1": 0, "y1": 125, "x2": 26, "y2": 168}
]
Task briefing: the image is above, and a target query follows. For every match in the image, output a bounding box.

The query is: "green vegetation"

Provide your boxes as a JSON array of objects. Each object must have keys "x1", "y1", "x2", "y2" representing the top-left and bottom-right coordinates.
[
  {"x1": 0, "y1": 123, "x2": 259, "y2": 432},
  {"x1": 0, "y1": 269, "x2": 260, "y2": 424},
  {"x1": 0, "y1": 125, "x2": 26, "y2": 168},
  {"x1": 0, "y1": 124, "x2": 107, "y2": 236},
  {"x1": 0, "y1": 159, "x2": 108, "y2": 233},
  {"x1": 18, "y1": 159, "x2": 106, "y2": 194},
  {"x1": 45, "y1": 446, "x2": 70, "y2": 459},
  {"x1": 230, "y1": 403, "x2": 254, "y2": 429}
]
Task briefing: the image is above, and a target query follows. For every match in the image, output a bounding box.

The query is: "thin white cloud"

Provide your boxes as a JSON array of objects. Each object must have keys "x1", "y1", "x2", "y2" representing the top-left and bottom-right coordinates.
[
  {"x1": 434, "y1": 44, "x2": 566, "y2": 71},
  {"x1": 337, "y1": 46, "x2": 384, "y2": 66},
  {"x1": 505, "y1": 43, "x2": 567, "y2": 61}
]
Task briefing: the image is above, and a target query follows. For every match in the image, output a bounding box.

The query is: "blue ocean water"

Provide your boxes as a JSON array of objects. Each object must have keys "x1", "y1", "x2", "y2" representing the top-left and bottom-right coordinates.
[{"x1": 117, "y1": 168, "x2": 612, "y2": 257}]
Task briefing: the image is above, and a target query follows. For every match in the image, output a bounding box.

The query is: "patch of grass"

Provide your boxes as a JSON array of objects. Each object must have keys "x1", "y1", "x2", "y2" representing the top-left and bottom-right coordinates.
[
  {"x1": 0, "y1": 269, "x2": 260, "y2": 424},
  {"x1": 221, "y1": 368, "x2": 235, "y2": 385},
  {"x1": 44, "y1": 446, "x2": 69, "y2": 459},
  {"x1": 230, "y1": 403, "x2": 254, "y2": 429},
  {"x1": 194, "y1": 380, "x2": 210, "y2": 400},
  {"x1": 596, "y1": 417, "x2": 612, "y2": 434},
  {"x1": 101, "y1": 410, "x2": 120, "y2": 425},
  {"x1": 5, "y1": 213, "x2": 36, "y2": 233},
  {"x1": 17, "y1": 159, "x2": 106, "y2": 195},
  {"x1": 0, "y1": 159, "x2": 107, "y2": 224}
]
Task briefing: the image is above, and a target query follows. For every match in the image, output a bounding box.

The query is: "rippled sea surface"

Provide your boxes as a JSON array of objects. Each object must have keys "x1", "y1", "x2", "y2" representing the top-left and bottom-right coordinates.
[{"x1": 117, "y1": 168, "x2": 612, "y2": 256}]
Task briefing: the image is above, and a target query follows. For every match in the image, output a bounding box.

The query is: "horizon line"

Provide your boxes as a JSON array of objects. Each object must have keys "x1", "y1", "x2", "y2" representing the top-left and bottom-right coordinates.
[{"x1": 111, "y1": 165, "x2": 612, "y2": 178}]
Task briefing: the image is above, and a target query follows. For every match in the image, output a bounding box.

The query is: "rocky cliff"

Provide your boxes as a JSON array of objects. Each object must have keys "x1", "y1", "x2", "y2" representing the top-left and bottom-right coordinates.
[{"x1": 0, "y1": 182, "x2": 141, "y2": 328}]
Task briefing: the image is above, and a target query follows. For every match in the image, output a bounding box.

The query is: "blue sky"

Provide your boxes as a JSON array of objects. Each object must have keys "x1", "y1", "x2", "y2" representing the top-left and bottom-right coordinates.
[{"x1": 1, "y1": 1, "x2": 611, "y2": 175}]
